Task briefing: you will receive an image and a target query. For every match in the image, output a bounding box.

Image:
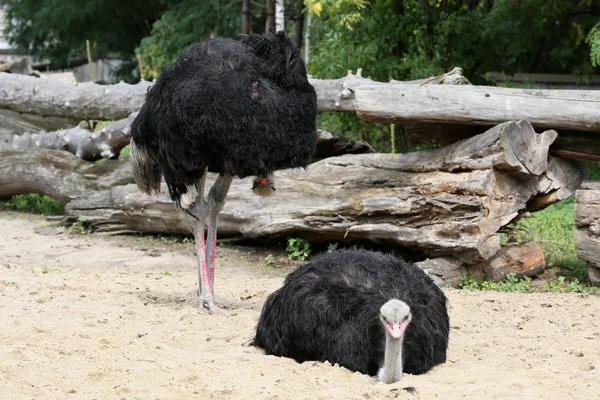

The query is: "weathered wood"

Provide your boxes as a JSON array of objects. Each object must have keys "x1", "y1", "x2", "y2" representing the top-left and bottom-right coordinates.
[
  {"x1": 0, "y1": 121, "x2": 584, "y2": 265},
  {"x1": 0, "y1": 113, "x2": 137, "y2": 159},
  {"x1": 415, "y1": 257, "x2": 465, "y2": 287},
  {"x1": 0, "y1": 149, "x2": 134, "y2": 203},
  {"x1": 3, "y1": 68, "x2": 599, "y2": 133},
  {"x1": 526, "y1": 156, "x2": 586, "y2": 212},
  {"x1": 575, "y1": 181, "x2": 600, "y2": 287},
  {"x1": 404, "y1": 123, "x2": 600, "y2": 161},
  {"x1": 0, "y1": 73, "x2": 152, "y2": 121},
  {"x1": 0, "y1": 109, "x2": 78, "y2": 141},
  {"x1": 0, "y1": 121, "x2": 372, "y2": 162},
  {"x1": 354, "y1": 84, "x2": 600, "y2": 131},
  {"x1": 469, "y1": 242, "x2": 546, "y2": 282}
]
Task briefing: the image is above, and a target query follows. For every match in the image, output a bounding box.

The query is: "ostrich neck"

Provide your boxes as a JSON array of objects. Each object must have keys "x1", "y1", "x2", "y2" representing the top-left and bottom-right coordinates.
[{"x1": 379, "y1": 333, "x2": 404, "y2": 384}]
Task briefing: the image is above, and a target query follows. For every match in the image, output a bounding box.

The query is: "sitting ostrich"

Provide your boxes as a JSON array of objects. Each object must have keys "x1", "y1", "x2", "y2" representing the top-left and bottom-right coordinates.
[
  {"x1": 130, "y1": 31, "x2": 317, "y2": 314},
  {"x1": 253, "y1": 249, "x2": 449, "y2": 383}
]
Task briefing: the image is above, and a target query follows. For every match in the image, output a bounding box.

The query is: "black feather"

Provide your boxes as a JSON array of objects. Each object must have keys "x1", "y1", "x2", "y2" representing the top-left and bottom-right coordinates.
[
  {"x1": 253, "y1": 249, "x2": 449, "y2": 376},
  {"x1": 130, "y1": 30, "x2": 317, "y2": 201}
]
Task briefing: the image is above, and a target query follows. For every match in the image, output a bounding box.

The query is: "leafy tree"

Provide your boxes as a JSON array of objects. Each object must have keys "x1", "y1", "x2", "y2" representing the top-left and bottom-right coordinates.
[
  {"x1": 587, "y1": 21, "x2": 600, "y2": 67},
  {"x1": 309, "y1": 0, "x2": 600, "y2": 82},
  {"x1": 308, "y1": 0, "x2": 600, "y2": 152},
  {"x1": 0, "y1": 0, "x2": 172, "y2": 69},
  {"x1": 136, "y1": 0, "x2": 240, "y2": 79}
]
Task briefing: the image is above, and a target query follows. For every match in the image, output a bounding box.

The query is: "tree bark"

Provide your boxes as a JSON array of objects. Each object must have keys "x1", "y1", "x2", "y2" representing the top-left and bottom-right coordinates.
[
  {"x1": 0, "y1": 112, "x2": 138, "y2": 159},
  {"x1": 0, "y1": 121, "x2": 584, "y2": 266},
  {"x1": 4, "y1": 67, "x2": 600, "y2": 132},
  {"x1": 0, "y1": 123, "x2": 373, "y2": 162},
  {"x1": 0, "y1": 73, "x2": 151, "y2": 121},
  {"x1": 469, "y1": 242, "x2": 546, "y2": 282},
  {"x1": 242, "y1": 0, "x2": 251, "y2": 35},
  {"x1": 275, "y1": 0, "x2": 285, "y2": 30},
  {"x1": 575, "y1": 181, "x2": 600, "y2": 287},
  {"x1": 294, "y1": 0, "x2": 304, "y2": 49},
  {"x1": 353, "y1": 83, "x2": 600, "y2": 131},
  {"x1": 265, "y1": 0, "x2": 275, "y2": 32}
]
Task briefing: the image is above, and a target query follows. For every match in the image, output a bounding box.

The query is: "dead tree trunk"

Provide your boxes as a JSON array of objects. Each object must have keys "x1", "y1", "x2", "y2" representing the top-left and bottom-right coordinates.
[
  {"x1": 0, "y1": 112, "x2": 138, "y2": 159},
  {"x1": 242, "y1": 0, "x2": 251, "y2": 35},
  {"x1": 575, "y1": 181, "x2": 600, "y2": 287},
  {"x1": 0, "y1": 125, "x2": 373, "y2": 162},
  {"x1": 0, "y1": 121, "x2": 584, "y2": 268},
  {"x1": 0, "y1": 73, "x2": 151, "y2": 121},
  {"x1": 3, "y1": 68, "x2": 599, "y2": 132}
]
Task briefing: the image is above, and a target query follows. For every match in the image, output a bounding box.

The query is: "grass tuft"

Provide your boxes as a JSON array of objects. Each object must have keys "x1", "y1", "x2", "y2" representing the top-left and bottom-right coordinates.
[{"x1": 0, "y1": 194, "x2": 65, "y2": 216}]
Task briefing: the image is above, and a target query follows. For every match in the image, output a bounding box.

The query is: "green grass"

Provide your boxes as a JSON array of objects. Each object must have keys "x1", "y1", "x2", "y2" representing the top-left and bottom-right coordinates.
[
  {"x1": 461, "y1": 273, "x2": 532, "y2": 293},
  {"x1": 508, "y1": 196, "x2": 587, "y2": 281},
  {"x1": 461, "y1": 273, "x2": 599, "y2": 294},
  {"x1": 0, "y1": 194, "x2": 65, "y2": 216}
]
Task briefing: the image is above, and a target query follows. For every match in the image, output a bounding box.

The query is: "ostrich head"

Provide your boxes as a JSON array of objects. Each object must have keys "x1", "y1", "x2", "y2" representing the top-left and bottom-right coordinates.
[
  {"x1": 378, "y1": 299, "x2": 412, "y2": 384},
  {"x1": 380, "y1": 299, "x2": 412, "y2": 339}
]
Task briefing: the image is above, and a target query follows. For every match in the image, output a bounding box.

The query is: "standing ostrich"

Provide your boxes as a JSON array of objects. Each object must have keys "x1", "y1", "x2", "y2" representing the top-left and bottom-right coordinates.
[
  {"x1": 130, "y1": 31, "x2": 317, "y2": 314},
  {"x1": 253, "y1": 249, "x2": 449, "y2": 383}
]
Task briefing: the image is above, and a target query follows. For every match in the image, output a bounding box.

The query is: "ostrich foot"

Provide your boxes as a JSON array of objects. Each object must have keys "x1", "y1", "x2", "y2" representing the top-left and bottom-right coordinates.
[
  {"x1": 202, "y1": 299, "x2": 226, "y2": 315},
  {"x1": 197, "y1": 296, "x2": 232, "y2": 315}
]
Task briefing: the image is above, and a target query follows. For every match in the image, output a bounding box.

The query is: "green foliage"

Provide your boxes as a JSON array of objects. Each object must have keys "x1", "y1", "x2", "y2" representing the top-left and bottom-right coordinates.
[
  {"x1": 119, "y1": 145, "x2": 131, "y2": 159},
  {"x1": 309, "y1": 0, "x2": 599, "y2": 82},
  {"x1": 460, "y1": 273, "x2": 532, "y2": 293},
  {"x1": 587, "y1": 21, "x2": 600, "y2": 67},
  {"x1": 327, "y1": 242, "x2": 339, "y2": 253},
  {"x1": 159, "y1": 271, "x2": 172, "y2": 277},
  {"x1": 41, "y1": 266, "x2": 56, "y2": 274},
  {"x1": 70, "y1": 216, "x2": 90, "y2": 234},
  {"x1": 540, "y1": 276, "x2": 599, "y2": 294},
  {"x1": 286, "y1": 237, "x2": 311, "y2": 261},
  {"x1": 0, "y1": 194, "x2": 64, "y2": 215},
  {"x1": 136, "y1": 0, "x2": 239, "y2": 79},
  {"x1": 509, "y1": 196, "x2": 588, "y2": 281},
  {"x1": 461, "y1": 273, "x2": 599, "y2": 294},
  {"x1": 309, "y1": 0, "x2": 600, "y2": 152},
  {"x1": 0, "y1": 0, "x2": 170, "y2": 70},
  {"x1": 583, "y1": 160, "x2": 600, "y2": 180}
]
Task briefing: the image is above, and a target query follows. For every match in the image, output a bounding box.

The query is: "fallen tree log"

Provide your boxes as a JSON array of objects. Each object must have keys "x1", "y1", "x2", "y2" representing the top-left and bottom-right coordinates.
[
  {"x1": 0, "y1": 109, "x2": 78, "y2": 141},
  {"x1": 0, "y1": 73, "x2": 151, "y2": 121},
  {"x1": 3, "y1": 67, "x2": 599, "y2": 132},
  {"x1": 0, "y1": 68, "x2": 462, "y2": 122},
  {"x1": 469, "y1": 242, "x2": 546, "y2": 282},
  {"x1": 0, "y1": 124, "x2": 373, "y2": 162},
  {"x1": 0, "y1": 113, "x2": 138, "y2": 159},
  {"x1": 0, "y1": 120, "x2": 583, "y2": 266},
  {"x1": 575, "y1": 181, "x2": 600, "y2": 287},
  {"x1": 404, "y1": 123, "x2": 600, "y2": 162}
]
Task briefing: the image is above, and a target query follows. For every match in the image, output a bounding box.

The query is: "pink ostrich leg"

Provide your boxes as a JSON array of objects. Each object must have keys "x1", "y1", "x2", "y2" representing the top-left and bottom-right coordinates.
[
  {"x1": 209, "y1": 233, "x2": 217, "y2": 296},
  {"x1": 196, "y1": 232, "x2": 211, "y2": 299}
]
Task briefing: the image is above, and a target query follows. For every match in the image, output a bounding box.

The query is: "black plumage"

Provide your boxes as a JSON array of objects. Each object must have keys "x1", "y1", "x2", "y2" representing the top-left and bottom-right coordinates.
[
  {"x1": 128, "y1": 31, "x2": 318, "y2": 313},
  {"x1": 130, "y1": 30, "x2": 318, "y2": 201},
  {"x1": 253, "y1": 249, "x2": 449, "y2": 377}
]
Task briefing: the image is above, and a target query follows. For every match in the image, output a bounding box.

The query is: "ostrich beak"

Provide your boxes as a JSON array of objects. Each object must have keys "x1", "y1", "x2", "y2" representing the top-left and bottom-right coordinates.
[{"x1": 385, "y1": 319, "x2": 408, "y2": 339}]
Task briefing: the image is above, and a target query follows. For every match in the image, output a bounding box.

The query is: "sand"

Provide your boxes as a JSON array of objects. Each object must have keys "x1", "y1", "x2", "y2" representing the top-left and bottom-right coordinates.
[{"x1": 0, "y1": 212, "x2": 598, "y2": 400}]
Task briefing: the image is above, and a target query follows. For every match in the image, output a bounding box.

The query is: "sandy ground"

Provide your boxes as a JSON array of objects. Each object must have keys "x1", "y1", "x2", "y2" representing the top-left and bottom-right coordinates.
[{"x1": 0, "y1": 212, "x2": 599, "y2": 400}]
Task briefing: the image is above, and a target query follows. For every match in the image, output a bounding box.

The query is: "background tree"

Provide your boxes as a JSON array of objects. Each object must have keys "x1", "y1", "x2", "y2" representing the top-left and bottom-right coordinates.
[
  {"x1": 135, "y1": 0, "x2": 240, "y2": 79},
  {"x1": 0, "y1": 0, "x2": 171, "y2": 70},
  {"x1": 308, "y1": 0, "x2": 600, "y2": 83}
]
